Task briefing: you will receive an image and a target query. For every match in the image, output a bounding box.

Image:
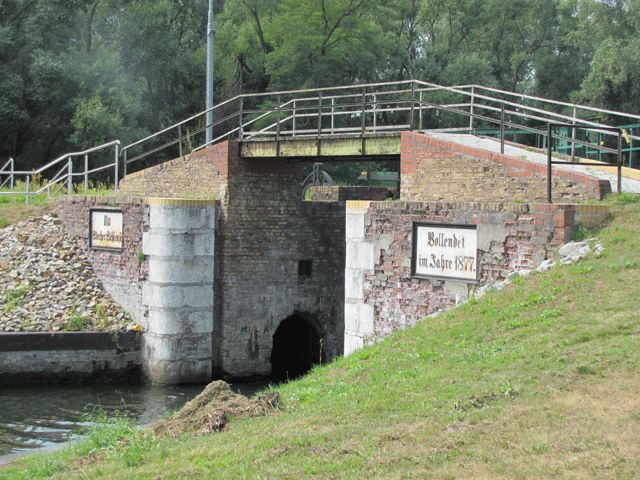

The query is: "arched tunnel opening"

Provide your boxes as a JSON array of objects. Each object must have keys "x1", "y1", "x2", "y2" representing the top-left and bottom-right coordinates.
[{"x1": 270, "y1": 314, "x2": 322, "y2": 383}]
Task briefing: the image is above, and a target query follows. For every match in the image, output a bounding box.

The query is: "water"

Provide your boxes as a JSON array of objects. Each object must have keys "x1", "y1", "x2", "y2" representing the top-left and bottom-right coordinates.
[{"x1": 0, "y1": 381, "x2": 267, "y2": 465}]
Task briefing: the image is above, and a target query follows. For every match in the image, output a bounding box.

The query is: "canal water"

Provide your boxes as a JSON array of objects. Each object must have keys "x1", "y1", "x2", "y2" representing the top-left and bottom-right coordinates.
[{"x1": 0, "y1": 381, "x2": 267, "y2": 465}]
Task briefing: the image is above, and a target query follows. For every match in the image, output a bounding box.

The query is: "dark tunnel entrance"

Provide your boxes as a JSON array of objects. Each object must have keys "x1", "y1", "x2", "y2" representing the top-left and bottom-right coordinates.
[{"x1": 270, "y1": 314, "x2": 322, "y2": 383}]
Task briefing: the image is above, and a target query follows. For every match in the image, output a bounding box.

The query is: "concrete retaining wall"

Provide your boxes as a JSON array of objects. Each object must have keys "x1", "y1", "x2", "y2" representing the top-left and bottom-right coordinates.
[{"x1": 0, "y1": 332, "x2": 141, "y2": 385}]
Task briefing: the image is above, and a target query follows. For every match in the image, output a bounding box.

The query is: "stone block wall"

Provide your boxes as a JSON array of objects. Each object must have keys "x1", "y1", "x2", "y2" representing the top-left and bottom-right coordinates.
[
  {"x1": 400, "y1": 132, "x2": 610, "y2": 202},
  {"x1": 344, "y1": 200, "x2": 582, "y2": 354},
  {"x1": 56, "y1": 196, "x2": 149, "y2": 326}
]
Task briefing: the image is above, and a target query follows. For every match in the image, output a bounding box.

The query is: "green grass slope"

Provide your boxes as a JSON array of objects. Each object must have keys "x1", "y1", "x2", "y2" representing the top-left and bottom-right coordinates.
[{"x1": 3, "y1": 196, "x2": 640, "y2": 480}]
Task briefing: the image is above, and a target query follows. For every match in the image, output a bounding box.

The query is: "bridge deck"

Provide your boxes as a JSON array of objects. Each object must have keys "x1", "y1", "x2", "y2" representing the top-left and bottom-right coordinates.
[{"x1": 240, "y1": 132, "x2": 401, "y2": 159}]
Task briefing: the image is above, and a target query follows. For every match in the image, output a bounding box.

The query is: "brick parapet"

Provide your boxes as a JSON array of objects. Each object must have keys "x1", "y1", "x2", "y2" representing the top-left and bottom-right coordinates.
[{"x1": 400, "y1": 131, "x2": 610, "y2": 203}]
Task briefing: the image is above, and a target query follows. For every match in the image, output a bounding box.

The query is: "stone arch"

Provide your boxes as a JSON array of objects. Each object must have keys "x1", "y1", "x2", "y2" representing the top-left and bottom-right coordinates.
[{"x1": 270, "y1": 313, "x2": 323, "y2": 383}]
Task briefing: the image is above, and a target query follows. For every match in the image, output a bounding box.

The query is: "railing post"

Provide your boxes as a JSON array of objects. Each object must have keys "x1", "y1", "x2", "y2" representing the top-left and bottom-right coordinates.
[
  {"x1": 10, "y1": 158, "x2": 14, "y2": 190},
  {"x1": 500, "y1": 102, "x2": 505, "y2": 154},
  {"x1": 84, "y1": 154, "x2": 89, "y2": 193},
  {"x1": 469, "y1": 86, "x2": 475, "y2": 132},
  {"x1": 123, "y1": 149, "x2": 127, "y2": 178},
  {"x1": 67, "y1": 157, "x2": 73, "y2": 194},
  {"x1": 25, "y1": 175, "x2": 30, "y2": 205},
  {"x1": 114, "y1": 143, "x2": 119, "y2": 191},
  {"x1": 178, "y1": 124, "x2": 183, "y2": 157},
  {"x1": 547, "y1": 123, "x2": 553, "y2": 204},
  {"x1": 410, "y1": 82, "x2": 415, "y2": 131},
  {"x1": 238, "y1": 97, "x2": 244, "y2": 139},
  {"x1": 317, "y1": 92, "x2": 323, "y2": 156},
  {"x1": 372, "y1": 94, "x2": 377, "y2": 132},
  {"x1": 276, "y1": 94, "x2": 281, "y2": 157},
  {"x1": 570, "y1": 106, "x2": 577, "y2": 163},
  {"x1": 617, "y1": 131, "x2": 623, "y2": 194},
  {"x1": 292, "y1": 100, "x2": 296, "y2": 137},
  {"x1": 360, "y1": 87, "x2": 366, "y2": 135},
  {"x1": 331, "y1": 97, "x2": 335, "y2": 134},
  {"x1": 419, "y1": 91, "x2": 423, "y2": 131},
  {"x1": 361, "y1": 87, "x2": 366, "y2": 156}
]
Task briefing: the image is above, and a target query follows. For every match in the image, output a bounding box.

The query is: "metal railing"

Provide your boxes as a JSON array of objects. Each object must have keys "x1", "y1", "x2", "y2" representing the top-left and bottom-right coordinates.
[
  {"x1": 3, "y1": 78, "x2": 640, "y2": 203},
  {"x1": 0, "y1": 141, "x2": 120, "y2": 204},
  {"x1": 546, "y1": 124, "x2": 624, "y2": 202}
]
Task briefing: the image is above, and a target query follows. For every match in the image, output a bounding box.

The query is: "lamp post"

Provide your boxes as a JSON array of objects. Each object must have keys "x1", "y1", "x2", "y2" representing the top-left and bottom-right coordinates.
[{"x1": 205, "y1": 0, "x2": 215, "y2": 145}]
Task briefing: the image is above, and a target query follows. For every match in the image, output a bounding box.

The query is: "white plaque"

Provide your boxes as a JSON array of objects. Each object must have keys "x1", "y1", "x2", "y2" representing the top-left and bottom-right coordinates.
[
  {"x1": 90, "y1": 209, "x2": 123, "y2": 250},
  {"x1": 412, "y1": 223, "x2": 478, "y2": 282}
]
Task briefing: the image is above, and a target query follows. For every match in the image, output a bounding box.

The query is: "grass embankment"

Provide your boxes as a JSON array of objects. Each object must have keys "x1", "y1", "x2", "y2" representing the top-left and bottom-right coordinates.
[
  {"x1": 0, "y1": 183, "x2": 117, "y2": 228},
  {"x1": 0, "y1": 194, "x2": 50, "y2": 229},
  {"x1": 4, "y1": 196, "x2": 640, "y2": 479}
]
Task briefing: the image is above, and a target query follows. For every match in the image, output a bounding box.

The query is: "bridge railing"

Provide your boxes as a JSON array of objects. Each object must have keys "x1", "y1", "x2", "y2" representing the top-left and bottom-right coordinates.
[
  {"x1": 0, "y1": 141, "x2": 120, "y2": 204},
  {"x1": 3, "y1": 79, "x2": 640, "y2": 202}
]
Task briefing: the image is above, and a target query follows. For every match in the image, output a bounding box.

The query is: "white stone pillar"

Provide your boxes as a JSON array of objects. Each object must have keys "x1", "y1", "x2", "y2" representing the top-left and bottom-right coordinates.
[
  {"x1": 344, "y1": 201, "x2": 375, "y2": 355},
  {"x1": 142, "y1": 198, "x2": 215, "y2": 384}
]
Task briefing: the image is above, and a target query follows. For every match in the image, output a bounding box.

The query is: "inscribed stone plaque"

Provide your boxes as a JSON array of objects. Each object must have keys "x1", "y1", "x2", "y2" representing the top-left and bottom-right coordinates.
[
  {"x1": 412, "y1": 222, "x2": 478, "y2": 282},
  {"x1": 90, "y1": 209, "x2": 123, "y2": 250}
]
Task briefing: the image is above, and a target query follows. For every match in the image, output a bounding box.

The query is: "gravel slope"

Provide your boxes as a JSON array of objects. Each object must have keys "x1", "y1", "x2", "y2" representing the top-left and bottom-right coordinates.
[{"x1": 0, "y1": 215, "x2": 134, "y2": 332}]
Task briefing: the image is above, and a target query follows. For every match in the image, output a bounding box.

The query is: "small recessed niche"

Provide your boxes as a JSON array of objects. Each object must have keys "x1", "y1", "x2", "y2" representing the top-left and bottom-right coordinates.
[{"x1": 298, "y1": 259, "x2": 313, "y2": 277}]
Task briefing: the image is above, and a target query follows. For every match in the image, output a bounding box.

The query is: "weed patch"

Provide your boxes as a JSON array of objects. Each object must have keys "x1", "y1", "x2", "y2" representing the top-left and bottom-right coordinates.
[{"x1": 3, "y1": 281, "x2": 31, "y2": 313}]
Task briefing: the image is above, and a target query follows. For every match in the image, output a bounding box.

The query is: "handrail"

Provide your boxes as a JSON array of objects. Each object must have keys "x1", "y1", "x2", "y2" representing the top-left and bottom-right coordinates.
[
  {"x1": 32, "y1": 140, "x2": 120, "y2": 174},
  {"x1": 3, "y1": 78, "x2": 639, "y2": 204},
  {"x1": 468, "y1": 84, "x2": 640, "y2": 122}
]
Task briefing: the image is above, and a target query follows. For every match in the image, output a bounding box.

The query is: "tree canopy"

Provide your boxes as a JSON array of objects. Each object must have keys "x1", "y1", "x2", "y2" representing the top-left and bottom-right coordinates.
[{"x1": 1, "y1": 0, "x2": 639, "y2": 170}]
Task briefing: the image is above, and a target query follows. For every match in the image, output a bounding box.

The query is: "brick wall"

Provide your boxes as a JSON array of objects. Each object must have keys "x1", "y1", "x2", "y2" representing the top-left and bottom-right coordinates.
[
  {"x1": 106, "y1": 142, "x2": 348, "y2": 379},
  {"x1": 344, "y1": 200, "x2": 579, "y2": 352},
  {"x1": 400, "y1": 132, "x2": 610, "y2": 202},
  {"x1": 217, "y1": 148, "x2": 345, "y2": 378},
  {"x1": 56, "y1": 196, "x2": 150, "y2": 326},
  {"x1": 119, "y1": 142, "x2": 231, "y2": 200},
  {"x1": 308, "y1": 186, "x2": 394, "y2": 202}
]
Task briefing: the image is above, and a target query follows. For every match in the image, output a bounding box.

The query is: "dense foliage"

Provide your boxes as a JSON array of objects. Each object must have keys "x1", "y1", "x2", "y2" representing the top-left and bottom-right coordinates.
[{"x1": 1, "y1": 0, "x2": 639, "y2": 170}]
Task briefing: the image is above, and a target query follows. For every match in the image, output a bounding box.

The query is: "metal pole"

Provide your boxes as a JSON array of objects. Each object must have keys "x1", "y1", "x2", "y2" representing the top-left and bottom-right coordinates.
[
  {"x1": 9, "y1": 158, "x2": 14, "y2": 190},
  {"x1": 84, "y1": 154, "x2": 89, "y2": 193},
  {"x1": 25, "y1": 175, "x2": 30, "y2": 205},
  {"x1": 123, "y1": 149, "x2": 127, "y2": 178},
  {"x1": 205, "y1": 0, "x2": 215, "y2": 145},
  {"x1": 570, "y1": 106, "x2": 576, "y2": 162},
  {"x1": 547, "y1": 123, "x2": 553, "y2": 204},
  {"x1": 617, "y1": 131, "x2": 623, "y2": 194},
  {"x1": 67, "y1": 157, "x2": 73, "y2": 194},
  {"x1": 114, "y1": 143, "x2": 119, "y2": 191},
  {"x1": 500, "y1": 102, "x2": 505, "y2": 154},
  {"x1": 469, "y1": 86, "x2": 475, "y2": 132},
  {"x1": 178, "y1": 124, "x2": 183, "y2": 157}
]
